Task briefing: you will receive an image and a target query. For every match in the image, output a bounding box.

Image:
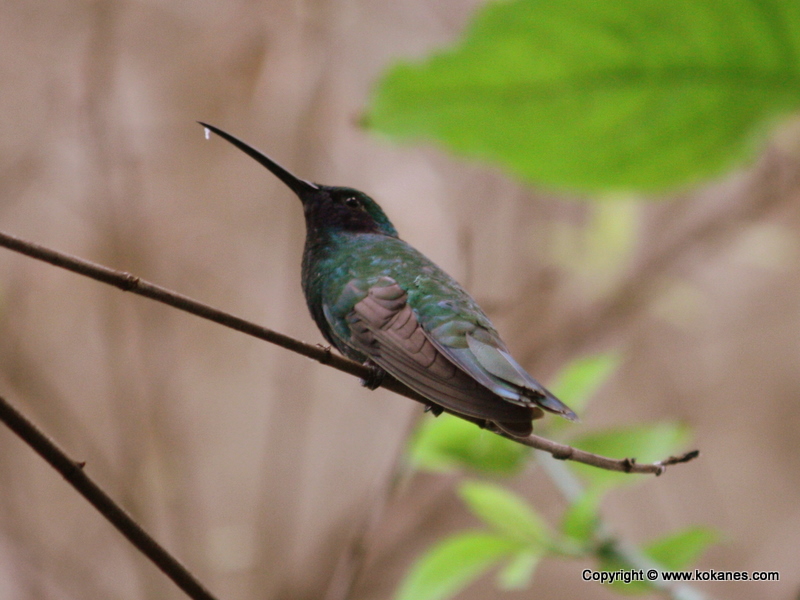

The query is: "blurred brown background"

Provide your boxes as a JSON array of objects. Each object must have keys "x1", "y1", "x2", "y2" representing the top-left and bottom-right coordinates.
[{"x1": 0, "y1": 1, "x2": 798, "y2": 599}]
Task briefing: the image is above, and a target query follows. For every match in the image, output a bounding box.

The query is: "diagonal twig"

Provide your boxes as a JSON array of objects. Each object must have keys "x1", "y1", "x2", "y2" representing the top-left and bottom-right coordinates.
[
  {"x1": 0, "y1": 394, "x2": 221, "y2": 600},
  {"x1": 0, "y1": 229, "x2": 698, "y2": 475}
]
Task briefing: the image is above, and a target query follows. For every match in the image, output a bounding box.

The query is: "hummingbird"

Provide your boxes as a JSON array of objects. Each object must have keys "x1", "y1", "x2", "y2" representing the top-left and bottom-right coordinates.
[{"x1": 200, "y1": 123, "x2": 577, "y2": 437}]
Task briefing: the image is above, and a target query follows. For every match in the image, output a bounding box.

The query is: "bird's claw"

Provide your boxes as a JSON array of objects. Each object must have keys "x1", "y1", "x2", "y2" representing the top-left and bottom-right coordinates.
[
  {"x1": 360, "y1": 361, "x2": 386, "y2": 390},
  {"x1": 424, "y1": 404, "x2": 444, "y2": 417}
]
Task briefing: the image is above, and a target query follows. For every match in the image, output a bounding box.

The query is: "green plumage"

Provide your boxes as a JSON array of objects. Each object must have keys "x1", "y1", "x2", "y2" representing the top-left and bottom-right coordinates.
[
  {"x1": 202, "y1": 123, "x2": 577, "y2": 437},
  {"x1": 305, "y1": 232, "x2": 492, "y2": 351}
]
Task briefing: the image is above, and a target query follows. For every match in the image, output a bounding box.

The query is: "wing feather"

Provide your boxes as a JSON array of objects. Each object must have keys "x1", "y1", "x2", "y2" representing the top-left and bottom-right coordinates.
[
  {"x1": 338, "y1": 279, "x2": 540, "y2": 431},
  {"x1": 430, "y1": 323, "x2": 578, "y2": 421}
]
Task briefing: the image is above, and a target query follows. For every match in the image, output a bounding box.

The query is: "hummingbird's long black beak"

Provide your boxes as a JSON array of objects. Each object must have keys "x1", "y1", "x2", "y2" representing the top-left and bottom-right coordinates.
[{"x1": 198, "y1": 122, "x2": 318, "y2": 197}]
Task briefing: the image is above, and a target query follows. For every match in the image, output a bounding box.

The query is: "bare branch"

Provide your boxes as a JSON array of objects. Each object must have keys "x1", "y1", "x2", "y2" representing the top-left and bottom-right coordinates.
[
  {"x1": 0, "y1": 394, "x2": 220, "y2": 600},
  {"x1": 0, "y1": 229, "x2": 698, "y2": 475},
  {"x1": 500, "y1": 430, "x2": 700, "y2": 475}
]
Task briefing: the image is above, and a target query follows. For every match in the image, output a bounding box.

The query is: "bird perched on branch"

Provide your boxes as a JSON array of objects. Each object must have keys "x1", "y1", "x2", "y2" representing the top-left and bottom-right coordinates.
[{"x1": 200, "y1": 123, "x2": 577, "y2": 437}]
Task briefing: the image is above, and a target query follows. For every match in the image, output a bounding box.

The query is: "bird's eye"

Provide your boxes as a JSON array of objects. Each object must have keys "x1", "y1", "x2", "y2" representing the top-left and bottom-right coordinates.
[{"x1": 344, "y1": 196, "x2": 361, "y2": 209}]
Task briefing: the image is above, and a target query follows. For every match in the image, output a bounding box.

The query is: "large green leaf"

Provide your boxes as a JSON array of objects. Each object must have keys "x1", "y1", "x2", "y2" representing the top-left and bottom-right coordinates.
[
  {"x1": 646, "y1": 526, "x2": 720, "y2": 570},
  {"x1": 459, "y1": 480, "x2": 553, "y2": 546},
  {"x1": 395, "y1": 531, "x2": 520, "y2": 600},
  {"x1": 496, "y1": 549, "x2": 543, "y2": 589},
  {"x1": 367, "y1": 0, "x2": 800, "y2": 192},
  {"x1": 560, "y1": 488, "x2": 604, "y2": 544}
]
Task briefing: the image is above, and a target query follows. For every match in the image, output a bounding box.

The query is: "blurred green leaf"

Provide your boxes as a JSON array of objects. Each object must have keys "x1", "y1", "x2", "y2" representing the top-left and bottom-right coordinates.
[
  {"x1": 569, "y1": 422, "x2": 692, "y2": 488},
  {"x1": 573, "y1": 422, "x2": 691, "y2": 460},
  {"x1": 496, "y1": 550, "x2": 543, "y2": 589},
  {"x1": 459, "y1": 480, "x2": 553, "y2": 546},
  {"x1": 367, "y1": 0, "x2": 800, "y2": 193},
  {"x1": 646, "y1": 526, "x2": 720, "y2": 570},
  {"x1": 408, "y1": 413, "x2": 529, "y2": 475},
  {"x1": 560, "y1": 488, "x2": 604, "y2": 544},
  {"x1": 550, "y1": 353, "x2": 621, "y2": 416},
  {"x1": 395, "y1": 531, "x2": 520, "y2": 600}
]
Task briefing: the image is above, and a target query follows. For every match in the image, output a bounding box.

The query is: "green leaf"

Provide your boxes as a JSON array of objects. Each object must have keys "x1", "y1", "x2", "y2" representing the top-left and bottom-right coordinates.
[
  {"x1": 367, "y1": 0, "x2": 800, "y2": 193},
  {"x1": 459, "y1": 480, "x2": 553, "y2": 546},
  {"x1": 569, "y1": 422, "x2": 692, "y2": 488},
  {"x1": 408, "y1": 413, "x2": 529, "y2": 475},
  {"x1": 560, "y1": 488, "x2": 604, "y2": 544},
  {"x1": 395, "y1": 531, "x2": 520, "y2": 600},
  {"x1": 496, "y1": 550, "x2": 543, "y2": 589},
  {"x1": 550, "y1": 353, "x2": 621, "y2": 416},
  {"x1": 646, "y1": 526, "x2": 720, "y2": 570}
]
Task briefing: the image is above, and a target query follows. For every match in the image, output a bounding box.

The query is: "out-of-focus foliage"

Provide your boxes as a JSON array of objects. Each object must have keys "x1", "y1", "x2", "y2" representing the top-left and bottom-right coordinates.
[
  {"x1": 559, "y1": 488, "x2": 604, "y2": 544},
  {"x1": 2, "y1": 0, "x2": 798, "y2": 598},
  {"x1": 645, "y1": 526, "x2": 721, "y2": 572},
  {"x1": 394, "y1": 531, "x2": 523, "y2": 600},
  {"x1": 399, "y1": 354, "x2": 714, "y2": 599},
  {"x1": 374, "y1": 4, "x2": 800, "y2": 597},
  {"x1": 548, "y1": 352, "x2": 621, "y2": 419},
  {"x1": 458, "y1": 481, "x2": 555, "y2": 548},
  {"x1": 408, "y1": 412, "x2": 530, "y2": 475},
  {"x1": 367, "y1": 0, "x2": 800, "y2": 193}
]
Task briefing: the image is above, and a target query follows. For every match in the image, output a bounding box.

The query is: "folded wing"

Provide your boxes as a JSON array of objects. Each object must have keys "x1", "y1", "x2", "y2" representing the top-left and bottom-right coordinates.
[
  {"x1": 438, "y1": 328, "x2": 578, "y2": 421},
  {"x1": 332, "y1": 277, "x2": 540, "y2": 435}
]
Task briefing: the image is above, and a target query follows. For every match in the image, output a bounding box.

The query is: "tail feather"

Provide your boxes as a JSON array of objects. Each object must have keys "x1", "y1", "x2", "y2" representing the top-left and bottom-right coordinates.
[{"x1": 524, "y1": 386, "x2": 579, "y2": 422}]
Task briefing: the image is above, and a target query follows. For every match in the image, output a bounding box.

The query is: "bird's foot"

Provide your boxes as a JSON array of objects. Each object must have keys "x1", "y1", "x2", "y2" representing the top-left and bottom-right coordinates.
[
  {"x1": 360, "y1": 361, "x2": 386, "y2": 390},
  {"x1": 315, "y1": 344, "x2": 333, "y2": 364},
  {"x1": 424, "y1": 404, "x2": 444, "y2": 417}
]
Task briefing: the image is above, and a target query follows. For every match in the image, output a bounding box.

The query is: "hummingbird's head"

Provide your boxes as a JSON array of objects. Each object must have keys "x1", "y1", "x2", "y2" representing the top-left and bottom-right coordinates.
[
  {"x1": 200, "y1": 123, "x2": 398, "y2": 238},
  {"x1": 300, "y1": 185, "x2": 398, "y2": 237}
]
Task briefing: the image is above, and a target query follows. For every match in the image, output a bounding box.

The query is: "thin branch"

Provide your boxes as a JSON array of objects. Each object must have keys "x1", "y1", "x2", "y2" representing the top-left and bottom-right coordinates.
[
  {"x1": 0, "y1": 394, "x2": 220, "y2": 600},
  {"x1": 500, "y1": 431, "x2": 699, "y2": 476},
  {"x1": 0, "y1": 229, "x2": 698, "y2": 475}
]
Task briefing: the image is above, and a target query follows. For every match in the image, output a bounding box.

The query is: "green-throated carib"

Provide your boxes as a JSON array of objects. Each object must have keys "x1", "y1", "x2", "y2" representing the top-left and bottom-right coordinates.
[{"x1": 200, "y1": 123, "x2": 577, "y2": 437}]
